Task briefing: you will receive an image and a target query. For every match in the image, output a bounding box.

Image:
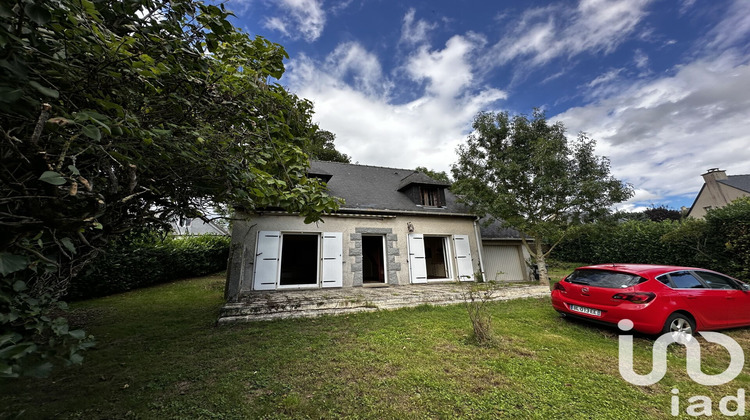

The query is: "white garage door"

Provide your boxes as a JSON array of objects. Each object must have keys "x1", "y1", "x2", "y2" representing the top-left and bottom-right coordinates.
[{"x1": 482, "y1": 244, "x2": 526, "y2": 282}]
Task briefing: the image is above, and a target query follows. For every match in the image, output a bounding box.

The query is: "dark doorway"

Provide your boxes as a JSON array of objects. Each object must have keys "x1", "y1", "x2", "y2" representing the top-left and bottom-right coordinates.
[
  {"x1": 362, "y1": 235, "x2": 386, "y2": 283},
  {"x1": 279, "y1": 234, "x2": 318, "y2": 286},
  {"x1": 424, "y1": 236, "x2": 448, "y2": 279}
]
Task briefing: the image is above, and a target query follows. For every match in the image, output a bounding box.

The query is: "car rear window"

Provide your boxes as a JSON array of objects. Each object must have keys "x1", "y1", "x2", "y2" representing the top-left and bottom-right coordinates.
[{"x1": 566, "y1": 269, "x2": 645, "y2": 288}]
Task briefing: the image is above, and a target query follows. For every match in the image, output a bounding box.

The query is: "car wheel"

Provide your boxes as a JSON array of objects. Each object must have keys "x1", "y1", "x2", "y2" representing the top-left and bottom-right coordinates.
[{"x1": 662, "y1": 313, "x2": 696, "y2": 337}]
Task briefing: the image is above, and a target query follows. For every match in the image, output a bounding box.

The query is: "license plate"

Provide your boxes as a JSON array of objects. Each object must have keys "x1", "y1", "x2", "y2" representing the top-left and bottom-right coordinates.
[{"x1": 570, "y1": 304, "x2": 601, "y2": 317}]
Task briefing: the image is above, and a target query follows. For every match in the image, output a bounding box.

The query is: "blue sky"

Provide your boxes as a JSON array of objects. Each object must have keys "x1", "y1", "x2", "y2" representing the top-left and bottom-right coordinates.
[{"x1": 226, "y1": 0, "x2": 750, "y2": 212}]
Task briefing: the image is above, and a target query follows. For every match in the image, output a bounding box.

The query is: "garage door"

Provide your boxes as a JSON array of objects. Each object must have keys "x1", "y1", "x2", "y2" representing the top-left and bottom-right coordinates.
[{"x1": 482, "y1": 244, "x2": 526, "y2": 282}]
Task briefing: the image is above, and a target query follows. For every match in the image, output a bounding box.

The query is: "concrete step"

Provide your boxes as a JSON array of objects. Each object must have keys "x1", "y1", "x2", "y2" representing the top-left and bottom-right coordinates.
[{"x1": 218, "y1": 284, "x2": 550, "y2": 323}]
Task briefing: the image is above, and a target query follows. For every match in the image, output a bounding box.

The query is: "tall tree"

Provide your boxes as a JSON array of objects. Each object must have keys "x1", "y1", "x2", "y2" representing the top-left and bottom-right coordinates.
[
  {"x1": 452, "y1": 110, "x2": 633, "y2": 285},
  {"x1": 0, "y1": 0, "x2": 339, "y2": 377},
  {"x1": 644, "y1": 205, "x2": 682, "y2": 222},
  {"x1": 309, "y1": 129, "x2": 351, "y2": 163},
  {"x1": 414, "y1": 167, "x2": 451, "y2": 184}
]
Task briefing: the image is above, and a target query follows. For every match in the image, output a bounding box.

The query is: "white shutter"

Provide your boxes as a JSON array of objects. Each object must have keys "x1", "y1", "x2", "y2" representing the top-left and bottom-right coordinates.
[
  {"x1": 321, "y1": 232, "x2": 343, "y2": 288},
  {"x1": 453, "y1": 235, "x2": 474, "y2": 282},
  {"x1": 408, "y1": 233, "x2": 428, "y2": 284},
  {"x1": 253, "y1": 231, "x2": 281, "y2": 290}
]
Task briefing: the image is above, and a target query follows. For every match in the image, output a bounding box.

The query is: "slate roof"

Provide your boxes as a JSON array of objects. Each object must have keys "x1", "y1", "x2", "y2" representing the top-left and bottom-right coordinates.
[
  {"x1": 308, "y1": 160, "x2": 472, "y2": 215},
  {"x1": 478, "y1": 217, "x2": 524, "y2": 239},
  {"x1": 719, "y1": 175, "x2": 750, "y2": 193},
  {"x1": 397, "y1": 172, "x2": 451, "y2": 190}
]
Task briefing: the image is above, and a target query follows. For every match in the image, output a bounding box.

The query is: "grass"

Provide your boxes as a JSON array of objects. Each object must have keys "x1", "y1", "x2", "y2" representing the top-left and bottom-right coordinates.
[
  {"x1": 546, "y1": 260, "x2": 584, "y2": 282},
  {"x1": 3, "y1": 273, "x2": 750, "y2": 419}
]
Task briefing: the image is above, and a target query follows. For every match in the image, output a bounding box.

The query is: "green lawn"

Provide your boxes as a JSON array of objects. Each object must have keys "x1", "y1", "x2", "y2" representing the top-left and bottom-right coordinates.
[
  {"x1": 3, "y1": 273, "x2": 750, "y2": 419},
  {"x1": 546, "y1": 260, "x2": 583, "y2": 282}
]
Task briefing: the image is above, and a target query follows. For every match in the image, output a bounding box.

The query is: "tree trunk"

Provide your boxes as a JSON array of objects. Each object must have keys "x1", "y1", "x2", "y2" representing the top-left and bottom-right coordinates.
[{"x1": 535, "y1": 239, "x2": 550, "y2": 287}]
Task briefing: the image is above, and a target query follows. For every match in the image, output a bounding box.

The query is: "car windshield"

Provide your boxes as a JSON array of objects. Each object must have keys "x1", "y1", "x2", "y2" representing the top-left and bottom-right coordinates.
[{"x1": 566, "y1": 269, "x2": 644, "y2": 288}]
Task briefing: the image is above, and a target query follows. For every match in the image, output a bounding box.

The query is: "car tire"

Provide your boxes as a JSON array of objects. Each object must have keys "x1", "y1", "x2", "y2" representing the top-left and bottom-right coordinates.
[{"x1": 662, "y1": 313, "x2": 696, "y2": 336}]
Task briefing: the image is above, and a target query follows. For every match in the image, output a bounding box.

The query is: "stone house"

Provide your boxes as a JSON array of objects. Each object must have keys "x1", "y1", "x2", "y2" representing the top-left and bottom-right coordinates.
[{"x1": 224, "y1": 161, "x2": 530, "y2": 301}]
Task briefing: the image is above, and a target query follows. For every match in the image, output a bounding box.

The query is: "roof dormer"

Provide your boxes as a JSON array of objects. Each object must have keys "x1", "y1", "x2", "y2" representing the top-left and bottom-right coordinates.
[
  {"x1": 398, "y1": 172, "x2": 450, "y2": 208},
  {"x1": 307, "y1": 167, "x2": 333, "y2": 183}
]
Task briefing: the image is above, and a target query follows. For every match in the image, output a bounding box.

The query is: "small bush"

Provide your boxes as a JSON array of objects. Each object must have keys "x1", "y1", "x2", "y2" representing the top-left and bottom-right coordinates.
[
  {"x1": 460, "y1": 276, "x2": 503, "y2": 345},
  {"x1": 67, "y1": 234, "x2": 230, "y2": 300}
]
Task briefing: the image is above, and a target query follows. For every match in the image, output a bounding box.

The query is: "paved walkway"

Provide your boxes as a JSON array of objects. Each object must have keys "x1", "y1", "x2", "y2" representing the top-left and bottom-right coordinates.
[{"x1": 218, "y1": 283, "x2": 550, "y2": 323}]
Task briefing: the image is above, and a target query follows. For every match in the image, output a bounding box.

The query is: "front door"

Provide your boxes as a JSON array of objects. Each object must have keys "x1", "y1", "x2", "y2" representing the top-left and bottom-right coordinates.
[{"x1": 362, "y1": 235, "x2": 386, "y2": 284}]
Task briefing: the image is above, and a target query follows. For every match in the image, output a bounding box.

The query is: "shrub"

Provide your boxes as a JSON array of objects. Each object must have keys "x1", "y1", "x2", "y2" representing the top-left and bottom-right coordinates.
[
  {"x1": 703, "y1": 197, "x2": 750, "y2": 280},
  {"x1": 460, "y1": 274, "x2": 502, "y2": 345},
  {"x1": 66, "y1": 234, "x2": 230, "y2": 300},
  {"x1": 552, "y1": 198, "x2": 750, "y2": 281},
  {"x1": 552, "y1": 220, "x2": 685, "y2": 264}
]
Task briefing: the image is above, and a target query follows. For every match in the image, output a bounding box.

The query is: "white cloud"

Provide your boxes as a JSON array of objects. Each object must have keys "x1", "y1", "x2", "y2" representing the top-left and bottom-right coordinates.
[
  {"x1": 702, "y1": 0, "x2": 750, "y2": 51},
  {"x1": 553, "y1": 0, "x2": 750, "y2": 209},
  {"x1": 555, "y1": 55, "x2": 750, "y2": 207},
  {"x1": 615, "y1": 188, "x2": 660, "y2": 212},
  {"x1": 263, "y1": 0, "x2": 326, "y2": 42},
  {"x1": 400, "y1": 8, "x2": 438, "y2": 46},
  {"x1": 487, "y1": 0, "x2": 652, "y2": 70},
  {"x1": 330, "y1": 0, "x2": 353, "y2": 15},
  {"x1": 226, "y1": 0, "x2": 253, "y2": 16},
  {"x1": 324, "y1": 42, "x2": 391, "y2": 97},
  {"x1": 679, "y1": 0, "x2": 696, "y2": 15},
  {"x1": 634, "y1": 49, "x2": 649, "y2": 69},
  {"x1": 286, "y1": 37, "x2": 506, "y2": 172},
  {"x1": 263, "y1": 17, "x2": 289, "y2": 37},
  {"x1": 588, "y1": 69, "x2": 623, "y2": 88},
  {"x1": 406, "y1": 36, "x2": 476, "y2": 98}
]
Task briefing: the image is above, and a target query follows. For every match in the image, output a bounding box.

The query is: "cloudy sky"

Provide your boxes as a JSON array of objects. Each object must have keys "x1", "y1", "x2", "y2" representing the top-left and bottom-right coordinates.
[{"x1": 227, "y1": 0, "x2": 750, "y2": 211}]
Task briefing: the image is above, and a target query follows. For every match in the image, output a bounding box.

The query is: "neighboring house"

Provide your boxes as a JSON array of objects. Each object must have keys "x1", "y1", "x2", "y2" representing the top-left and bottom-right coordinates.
[
  {"x1": 224, "y1": 161, "x2": 530, "y2": 301},
  {"x1": 687, "y1": 168, "x2": 750, "y2": 219},
  {"x1": 171, "y1": 216, "x2": 229, "y2": 236}
]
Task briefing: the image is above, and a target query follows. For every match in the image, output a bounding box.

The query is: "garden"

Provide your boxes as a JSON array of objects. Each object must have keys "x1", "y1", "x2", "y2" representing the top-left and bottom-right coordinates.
[{"x1": 2, "y1": 268, "x2": 750, "y2": 419}]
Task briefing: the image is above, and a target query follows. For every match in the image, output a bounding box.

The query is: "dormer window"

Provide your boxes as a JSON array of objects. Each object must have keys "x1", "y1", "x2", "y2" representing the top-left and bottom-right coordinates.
[
  {"x1": 395, "y1": 170, "x2": 451, "y2": 208},
  {"x1": 420, "y1": 186, "x2": 442, "y2": 207}
]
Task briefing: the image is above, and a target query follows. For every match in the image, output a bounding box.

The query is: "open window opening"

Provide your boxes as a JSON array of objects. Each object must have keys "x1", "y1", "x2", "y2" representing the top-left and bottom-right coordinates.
[
  {"x1": 279, "y1": 234, "x2": 319, "y2": 286},
  {"x1": 424, "y1": 236, "x2": 450, "y2": 280},
  {"x1": 362, "y1": 235, "x2": 386, "y2": 284},
  {"x1": 420, "y1": 186, "x2": 442, "y2": 207}
]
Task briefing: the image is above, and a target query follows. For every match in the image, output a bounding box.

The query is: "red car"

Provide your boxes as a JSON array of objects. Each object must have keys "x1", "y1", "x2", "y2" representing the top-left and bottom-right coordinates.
[{"x1": 551, "y1": 264, "x2": 750, "y2": 335}]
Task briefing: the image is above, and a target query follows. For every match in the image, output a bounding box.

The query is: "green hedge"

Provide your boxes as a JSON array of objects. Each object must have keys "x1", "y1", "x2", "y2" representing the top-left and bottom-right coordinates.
[
  {"x1": 67, "y1": 235, "x2": 230, "y2": 300},
  {"x1": 551, "y1": 197, "x2": 750, "y2": 281},
  {"x1": 551, "y1": 220, "x2": 689, "y2": 265}
]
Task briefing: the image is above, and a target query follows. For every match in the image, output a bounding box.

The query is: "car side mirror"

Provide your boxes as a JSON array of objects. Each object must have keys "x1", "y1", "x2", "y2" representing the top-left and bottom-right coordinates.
[{"x1": 741, "y1": 283, "x2": 750, "y2": 292}]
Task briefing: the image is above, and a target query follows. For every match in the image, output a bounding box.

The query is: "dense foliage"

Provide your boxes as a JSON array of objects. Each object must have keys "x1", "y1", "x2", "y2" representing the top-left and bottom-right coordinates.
[
  {"x1": 551, "y1": 197, "x2": 750, "y2": 281},
  {"x1": 67, "y1": 234, "x2": 230, "y2": 300},
  {"x1": 1, "y1": 0, "x2": 339, "y2": 376},
  {"x1": 550, "y1": 220, "x2": 692, "y2": 266},
  {"x1": 644, "y1": 205, "x2": 682, "y2": 222},
  {"x1": 452, "y1": 109, "x2": 633, "y2": 285}
]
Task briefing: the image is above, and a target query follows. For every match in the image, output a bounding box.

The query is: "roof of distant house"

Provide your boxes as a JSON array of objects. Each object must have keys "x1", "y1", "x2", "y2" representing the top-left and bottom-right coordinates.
[{"x1": 719, "y1": 174, "x2": 750, "y2": 193}]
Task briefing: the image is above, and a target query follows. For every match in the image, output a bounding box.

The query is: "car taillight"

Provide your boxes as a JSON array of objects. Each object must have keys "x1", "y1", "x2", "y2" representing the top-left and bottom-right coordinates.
[
  {"x1": 612, "y1": 292, "x2": 655, "y2": 304},
  {"x1": 553, "y1": 282, "x2": 566, "y2": 292}
]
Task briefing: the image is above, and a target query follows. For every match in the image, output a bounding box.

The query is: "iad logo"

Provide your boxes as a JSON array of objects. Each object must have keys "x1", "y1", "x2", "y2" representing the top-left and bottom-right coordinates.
[
  {"x1": 618, "y1": 319, "x2": 744, "y2": 386},
  {"x1": 618, "y1": 319, "x2": 747, "y2": 417}
]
